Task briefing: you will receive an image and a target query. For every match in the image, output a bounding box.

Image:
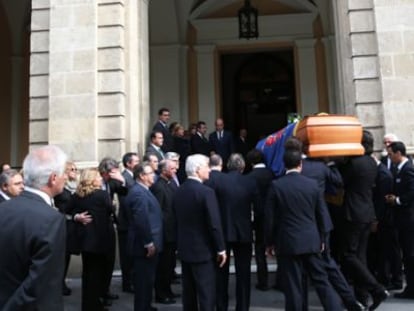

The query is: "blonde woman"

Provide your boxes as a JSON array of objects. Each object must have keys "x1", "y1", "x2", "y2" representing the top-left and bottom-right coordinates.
[{"x1": 69, "y1": 168, "x2": 114, "y2": 311}]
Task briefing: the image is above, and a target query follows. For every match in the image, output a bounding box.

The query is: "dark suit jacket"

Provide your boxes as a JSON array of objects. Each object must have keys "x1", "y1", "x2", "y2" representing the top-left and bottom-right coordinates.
[
  {"x1": 301, "y1": 159, "x2": 343, "y2": 232},
  {"x1": 190, "y1": 133, "x2": 212, "y2": 156},
  {"x1": 206, "y1": 171, "x2": 257, "y2": 243},
  {"x1": 151, "y1": 177, "x2": 177, "y2": 243},
  {"x1": 234, "y1": 137, "x2": 249, "y2": 158},
  {"x1": 153, "y1": 121, "x2": 174, "y2": 152},
  {"x1": 54, "y1": 188, "x2": 80, "y2": 254},
  {"x1": 340, "y1": 155, "x2": 377, "y2": 224},
  {"x1": 173, "y1": 178, "x2": 225, "y2": 263},
  {"x1": 392, "y1": 160, "x2": 414, "y2": 229},
  {"x1": 0, "y1": 191, "x2": 66, "y2": 310},
  {"x1": 70, "y1": 190, "x2": 115, "y2": 254},
  {"x1": 265, "y1": 172, "x2": 327, "y2": 255},
  {"x1": 126, "y1": 183, "x2": 163, "y2": 257},
  {"x1": 117, "y1": 170, "x2": 135, "y2": 231},
  {"x1": 145, "y1": 144, "x2": 165, "y2": 162},
  {"x1": 373, "y1": 163, "x2": 394, "y2": 224},
  {"x1": 0, "y1": 195, "x2": 7, "y2": 204},
  {"x1": 173, "y1": 136, "x2": 191, "y2": 183},
  {"x1": 208, "y1": 130, "x2": 234, "y2": 165},
  {"x1": 248, "y1": 166, "x2": 274, "y2": 221}
]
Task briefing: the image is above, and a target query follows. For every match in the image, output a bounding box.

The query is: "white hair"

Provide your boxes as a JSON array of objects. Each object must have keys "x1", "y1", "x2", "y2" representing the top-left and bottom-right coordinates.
[
  {"x1": 23, "y1": 145, "x2": 67, "y2": 189},
  {"x1": 383, "y1": 133, "x2": 399, "y2": 142},
  {"x1": 185, "y1": 154, "x2": 209, "y2": 177}
]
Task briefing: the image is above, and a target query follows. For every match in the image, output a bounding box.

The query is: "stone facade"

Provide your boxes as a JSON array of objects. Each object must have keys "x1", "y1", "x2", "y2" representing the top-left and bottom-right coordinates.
[{"x1": 26, "y1": 0, "x2": 414, "y2": 163}]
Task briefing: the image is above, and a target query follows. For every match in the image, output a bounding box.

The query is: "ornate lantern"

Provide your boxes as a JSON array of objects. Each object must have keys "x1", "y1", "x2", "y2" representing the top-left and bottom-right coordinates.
[{"x1": 238, "y1": 0, "x2": 258, "y2": 39}]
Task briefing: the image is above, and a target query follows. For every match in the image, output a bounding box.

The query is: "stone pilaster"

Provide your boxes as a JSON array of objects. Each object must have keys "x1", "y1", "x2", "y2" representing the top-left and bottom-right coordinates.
[
  {"x1": 332, "y1": 0, "x2": 384, "y2": 148},
  {"x1": 194, "y1": 45, "x2": 216, "y2": 129}
]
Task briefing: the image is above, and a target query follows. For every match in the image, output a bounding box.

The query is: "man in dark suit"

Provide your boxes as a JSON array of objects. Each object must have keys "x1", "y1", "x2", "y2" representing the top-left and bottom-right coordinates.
[
  {"x1": 234, "y1": 128, "x2": 249, "y2": 159},
  {"x1": 151, "y1": 159, "x2": 179, "y2": 304},
  {"x1": 98, "y1": 157, "x2": 129, "y2": 304},
  {"x1": 339, "y1": 131, "x2": 389, "y2": 309},
  {"x1": 118, "y1": 152, "x2": 140, "y2": 293},
  {"x1": 0, "y1": 145, "x2": 67, "y2": 310},
  {"x1": 190, "y1": 121, "x2": 213, "y2": 156},
  {"x1": 173, "y1": 154, "x2": 226, "y2": 311},
  {"x1": 209, "y1": 118, "x2": 234, "y2": 170},
  {"x1": 385, "y1": 141, "x2": 414, "y2": 299},
  {"x1": 206, "y1": 153, "x2": 257, "y2": 311},
  {"x1": 146, "y1": 131, "x2": 166, "y2": 162},
  {"x1": 265, "y1": 148, "x2": 342, "y2": 311},
  {"x1": 246, "y1": 149, "x2": 274, "y2": 291},
  {"x1": 152, "y1": 107, "x2": 174, "y2": 152},
  {"x1": 126, "y1": 162, "x2": 163, "y2": 311},
  {"x1": 0, "y1": 169, "x2": 24, "y2": 202}
]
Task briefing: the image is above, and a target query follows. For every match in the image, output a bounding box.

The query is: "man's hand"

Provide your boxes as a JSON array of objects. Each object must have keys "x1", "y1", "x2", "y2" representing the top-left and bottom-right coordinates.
[
  {"x1": 109, "y1": 168, "x2": 125, "y2": 184},
  {"x1": 385, "y1": 194, "x2": 396, "y2": 206},
  {"x1": 146, "y1": 244, "x2": 156, "y2": 258},
  {"x1": 266, "y1": 246, "x2": 275, "y2": 257},
  {"x1": 217, "y1": 253, "x2": 227, "y2": 268},
  {"x1": 74, "y1": 211, "x2": 93, "y2": 225}
]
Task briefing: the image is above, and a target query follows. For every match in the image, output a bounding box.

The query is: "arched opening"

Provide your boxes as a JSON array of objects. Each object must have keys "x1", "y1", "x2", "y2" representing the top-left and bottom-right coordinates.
[{"x1": 221, "y1": 50, "x2": 296, "y2": 147}]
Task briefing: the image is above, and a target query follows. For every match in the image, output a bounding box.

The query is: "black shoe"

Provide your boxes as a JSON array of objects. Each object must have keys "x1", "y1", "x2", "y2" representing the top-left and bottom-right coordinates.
[
  {"x1": 150, "y1": 307, "x2": 158, "y2": 311},
  {"x1": 122, "y1": 286, "x2": 135, "y2": 293},
  {"x1": 346, "y1": 301, "x2": 366, "y2": 311},
  {"x1": 104, "y1": 292, "x2": 119, "y2": 300},
  {"x1": 168, "y1": 291, "x2": 180, "y2": 298},
  {"x1": 272, "y1": 283, "x2": 283, "y2": 292},
  {"x1": 394, "y1": 291, "x2": 414, "y2": 299},
  {"x1": 101, "y1": 298, "x2": 112, "y2": 307},
  {"x1": 62, "y1": 284, "x2": 72, "y2": 296},
  {"x1": 155, "y1": 297, "x2": 176, "y2": 304},
  {"x1": 369, "y1": 290, "x2": 389, "y2": 310},
  {"x1": 255, "y1": 284, "x2": 269, "y2": 291},
  {"x1": 386, "y1": 284, "x2": 404, "y2": 291}
]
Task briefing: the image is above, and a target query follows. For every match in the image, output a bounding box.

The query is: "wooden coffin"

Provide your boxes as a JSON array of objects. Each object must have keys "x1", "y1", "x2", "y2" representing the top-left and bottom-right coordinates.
[{"x1": 295, "y1": 115, "x2": 364, "y2": 158}]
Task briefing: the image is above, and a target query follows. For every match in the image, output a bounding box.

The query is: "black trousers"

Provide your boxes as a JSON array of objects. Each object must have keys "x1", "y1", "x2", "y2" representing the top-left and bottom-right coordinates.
[
  {"x1": 81, "y1": 252, "x2": 106, "y2": 311},
  {"x1": 102, "y1": 228, "x2": 116, "y2": 295},
  {"x1": 279, "y1": 253, "x2": 342, "y2": 311},
  {"x1": 155, "y1": 242, "x2": 176, "y2": 298},
  {"x1": 254, "y1": 222, "x2": 268, "y2": 287},
  {"x1": 216, "y1": 242, "x2": 252, "y2": 311},
  {"x1": 133, "y1": 254, "x2": 158, "y2": 311},
  {"x1": 341, "y1": 222, "x2": 384, "y2": 302},
  {"x1": 398, "y1": 228, "x2": 414, "y2": 294},
  {"x1": 118, "y1": 229, "x2": 133, "y2": 289},
  {"x1": 182, "y1": 260, "x2": 216, "y2": 311}
]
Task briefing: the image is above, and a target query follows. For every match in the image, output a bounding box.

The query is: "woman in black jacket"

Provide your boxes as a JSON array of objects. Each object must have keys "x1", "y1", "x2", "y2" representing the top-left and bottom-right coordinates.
[{"x1": 69, "y1": 168, "x2": 114, "y2": 311}]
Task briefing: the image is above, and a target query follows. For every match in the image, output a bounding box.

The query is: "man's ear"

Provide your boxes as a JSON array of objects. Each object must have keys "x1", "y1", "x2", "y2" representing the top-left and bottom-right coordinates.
[{"x1": 48, "y1": 173, "x2": 57, "y2": 187}]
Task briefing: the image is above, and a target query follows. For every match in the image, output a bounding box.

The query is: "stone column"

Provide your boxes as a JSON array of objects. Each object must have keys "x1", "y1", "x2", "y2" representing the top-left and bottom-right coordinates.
[
  {"x1": 195, "y1": 44, "x2": 216, "y2": 128},
  {"x1": 333, "y1": 0, "x2": 384, "y2": 147},
  {"x1": 294, "y1": 39, "x2": 319, "y2": 115}
]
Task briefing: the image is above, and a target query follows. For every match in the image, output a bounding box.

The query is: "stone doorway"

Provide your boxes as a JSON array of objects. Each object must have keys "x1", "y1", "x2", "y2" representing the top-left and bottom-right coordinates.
[{"x1": 221, "y1": 50, "x2": 297, "y2": 148}]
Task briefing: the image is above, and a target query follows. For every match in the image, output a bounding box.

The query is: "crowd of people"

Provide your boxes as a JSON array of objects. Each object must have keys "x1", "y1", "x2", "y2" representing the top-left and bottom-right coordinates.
[{"x1": 0, "y1": 108, "x2": 413, "y2": 311}]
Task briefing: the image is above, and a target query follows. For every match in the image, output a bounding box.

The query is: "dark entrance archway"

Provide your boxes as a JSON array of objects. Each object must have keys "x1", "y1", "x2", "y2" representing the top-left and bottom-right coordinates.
[{"x1": 221, "y1": 50, "x2": 296, "y2": 148}]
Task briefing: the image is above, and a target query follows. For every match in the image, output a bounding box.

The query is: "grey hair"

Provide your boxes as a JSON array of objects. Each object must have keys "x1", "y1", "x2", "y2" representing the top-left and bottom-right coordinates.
[
  {"x1": 165, "y1": 152, "x2": 180, "y2": 160},
  {"x1": 23, "y1": 145, "x2": 67, "y2": 189},
  {"x1": 185, "y1": 154, "x2": 209, "y2": 177},
  {"x1": 227, "y1": 153, "x2": 245, "y2": 172},
  {"x1": 159, "y1": 159, "x2": 175, "y2": 173},
  {"x1": 98, "y1": 157, "x2": 119, "y2": 174},
  {"x1": 0, "y1": 169, "x2": 21, "y2": 187},
  {"x1": 209, "y1": 154, "x2": 223, "y2": 167}
]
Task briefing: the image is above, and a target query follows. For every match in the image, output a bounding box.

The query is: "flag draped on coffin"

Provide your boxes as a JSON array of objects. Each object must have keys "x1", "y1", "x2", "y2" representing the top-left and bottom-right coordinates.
[{"x1": 256, "y1": 122, "x2": 299, "y2": 177}]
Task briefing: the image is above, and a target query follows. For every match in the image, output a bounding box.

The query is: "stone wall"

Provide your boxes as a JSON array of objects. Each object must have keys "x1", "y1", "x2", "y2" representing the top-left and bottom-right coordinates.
[
  {"x1": 374, "y1": 0, "x2": 414, "y2": 146},
  {"x1": 30, "y1": 0, "x2": 148, "y2": 164}
]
